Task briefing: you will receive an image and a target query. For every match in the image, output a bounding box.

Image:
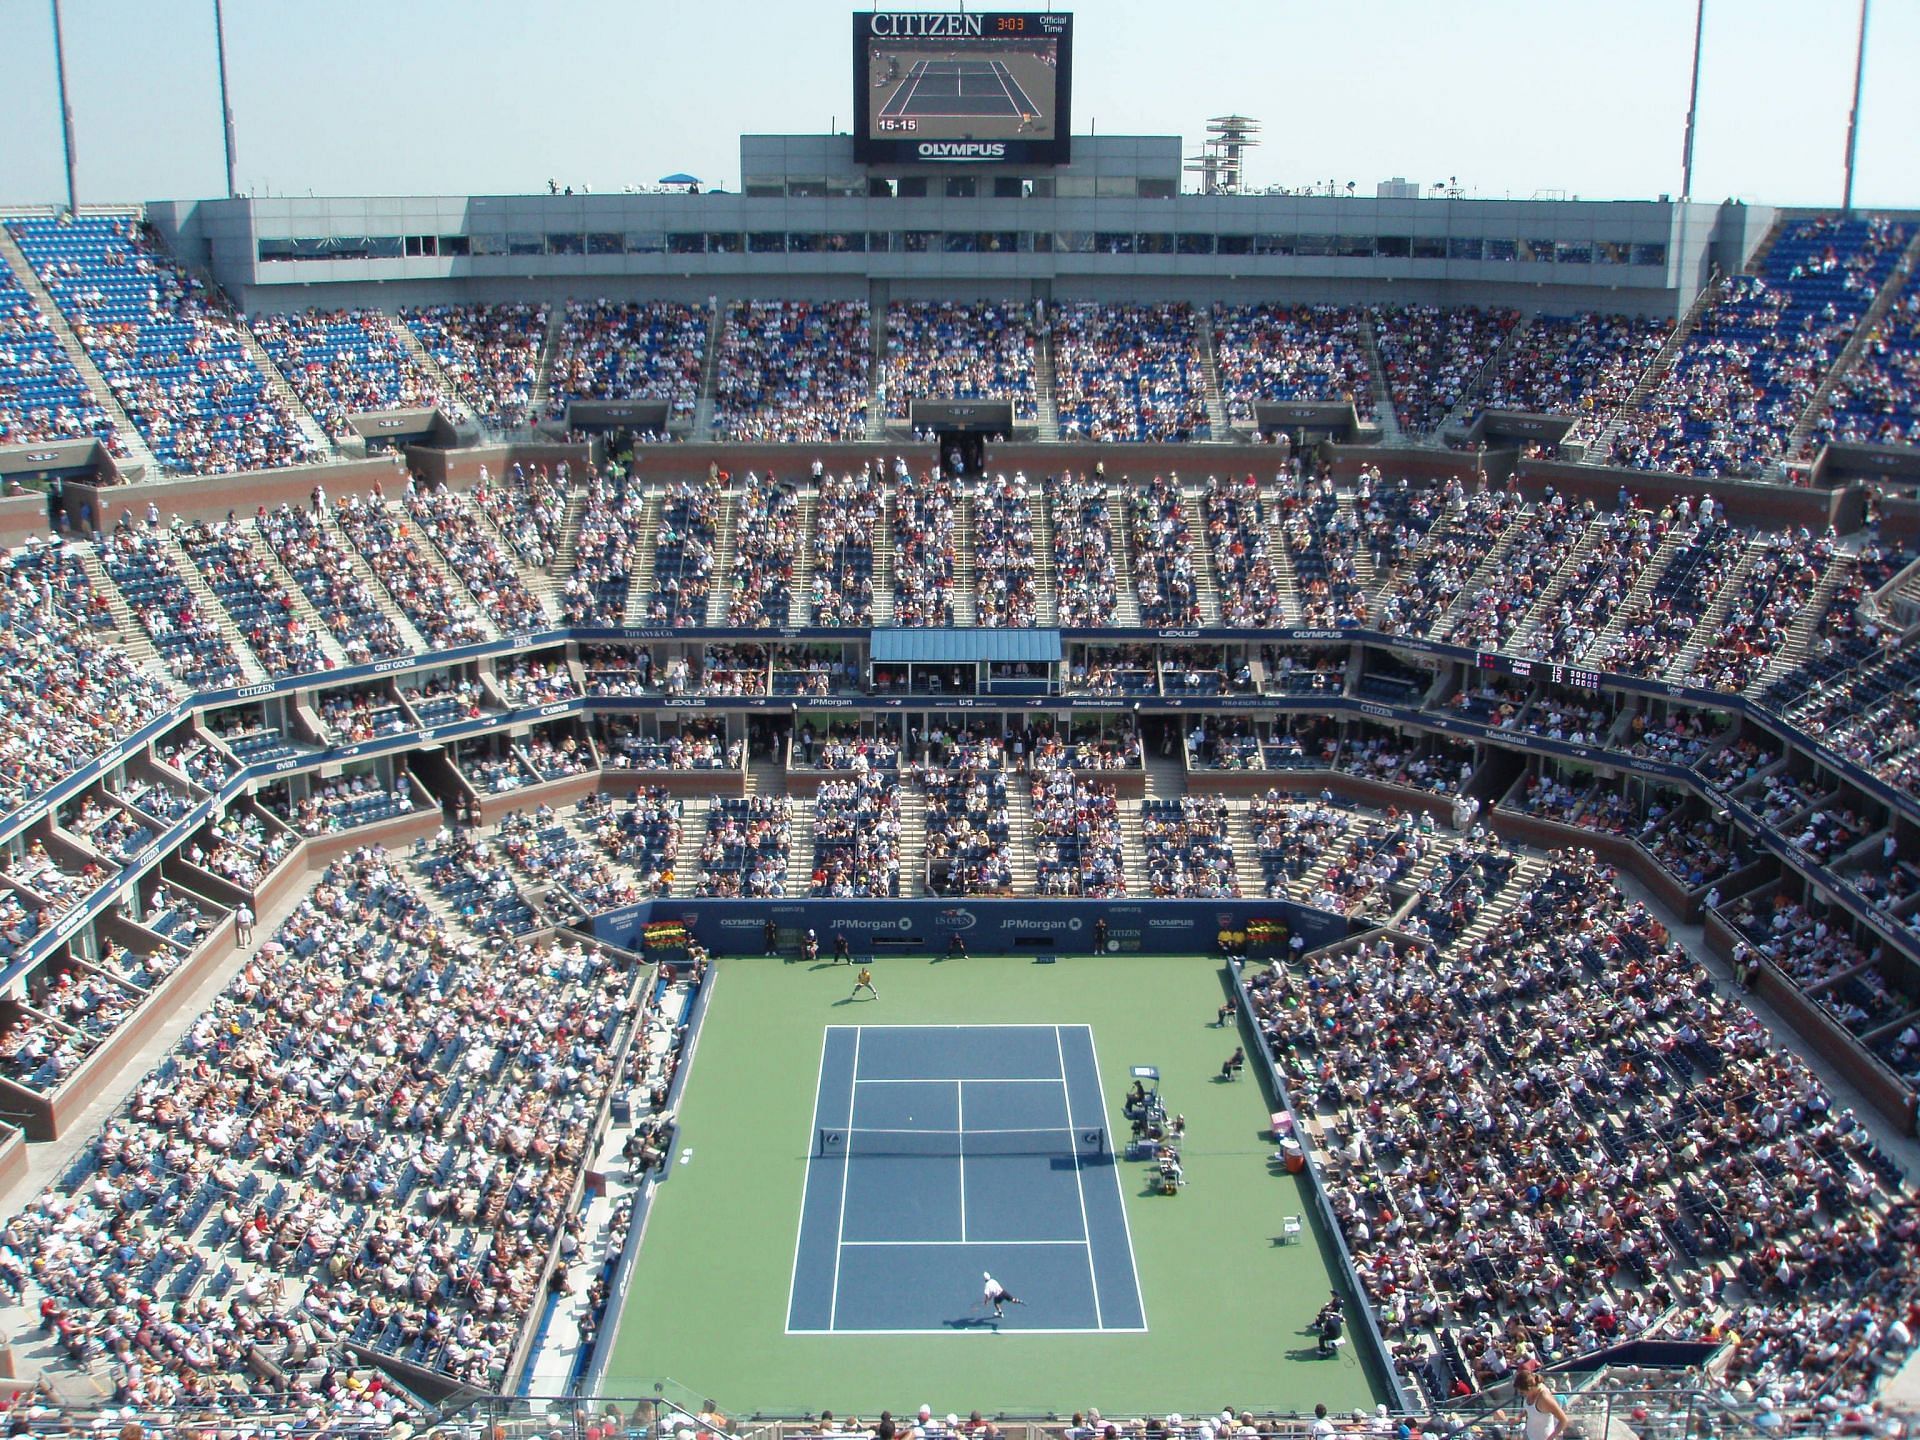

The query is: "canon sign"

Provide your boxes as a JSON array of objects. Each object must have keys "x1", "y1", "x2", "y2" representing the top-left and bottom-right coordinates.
[
  {"x1": 869, "y1": 12, "x2": 983, "y2": 36},
  {"x1": 917, "y1": 142, "x2": 1007, "y2": 161}
]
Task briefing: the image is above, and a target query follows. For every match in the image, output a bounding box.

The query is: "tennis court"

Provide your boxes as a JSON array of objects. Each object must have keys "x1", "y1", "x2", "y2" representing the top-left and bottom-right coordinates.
[
  {"x1": 878, "y1": 60, "x2": 1043, "y2": 120},
  {"x1": 605, "y1": 953, "x2": 1383, "y2": 1414},
  {"x1": 787, "y1": 1024, "x2": 1145, "y2": 1334}
]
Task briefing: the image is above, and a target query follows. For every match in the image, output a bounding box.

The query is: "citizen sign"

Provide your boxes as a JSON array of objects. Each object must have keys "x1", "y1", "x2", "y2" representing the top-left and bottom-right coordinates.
[
  {"x1": 917, "y1": 142, "x2": 1007, "y2": 161},
  {"x1": 869, "y1": 12, "x2": 983, "y2": 36}
]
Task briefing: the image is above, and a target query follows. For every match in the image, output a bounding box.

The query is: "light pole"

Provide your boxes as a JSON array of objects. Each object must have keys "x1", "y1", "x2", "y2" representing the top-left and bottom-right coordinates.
[
  {"x1": 49, "y1": 0, "x2": 79, "y2": 214},
  {"x1": 213, "y1": 0, "x2": 240, "y2": 198},
  {"x1": 1841, "y1": 0, "x2": 1870, "y2": 214}
]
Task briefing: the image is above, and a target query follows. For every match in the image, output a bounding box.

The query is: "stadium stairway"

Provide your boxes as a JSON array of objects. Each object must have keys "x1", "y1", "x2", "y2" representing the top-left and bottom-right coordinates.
[
  {"x1": 1191, "y1": 310, "x2": 1234, "y2": 440},
  {"x1": 620, "y1": 490, "x2": 664, "y2": 627},
  {"x1": 703, "y1": 489, "x2": 740, "y2": 627},
  {"x1": 72, "y1": 544, "x2": 165, "y2": 674},
  {"x1": 1584, "y1": 523, "x2": 1686, "y2": 662},
  {"x1": 868, "y1": 502, "x2": 897, "y2": 625},
  {"x1": 227, "y1": 312, "x2": 338, "y2": 461},
  {"x1": 1503, "y1": 510, "x2": 1622, "y2": 657},
  {"x1": 950, "y1": 492, "x2": 977, "y2": 627},
  {"x1": 527, "y1": 309, "x2": 566, "y2": 428},
  {"x1": 1142, "y1": 749, "x2": 1184, "y2": 802},
  {"x1": 1438, "y1": 313, "x2": 1533, "y2": 434},
  {"x1": 1743, "y1": 534, "x2": 1864, "y2": 697},
  {"x1": 1583, "y1": 273, "x2": 1727, "y2": 460},
  {"x1": 693, "y1": 310, "x2": 722, "y2": 440},
  {"x1": 1181, "y1": 482, "x2": 1225, "y2": 624},
  {"x1": 0, "y1": 222, "x2": 160, "y2": 478},
  {"x1": 1032, "y1": 327, "x2": 1063, "y2": 441},
  {"x1": 789, "y1": 491, "x2": 819, "y2": 624},
  {"x1": 1226, "y1": 800, "x2": 1269, "y2": 900},
  {"x1": 669, "y1": 797, "x2": 712, "y2": 897},
  {"x1": 1026, "y1": 478, "x2": 1060, "y2": 626},
  {"x1": 784, "y1": 798, "x2": 816, "y2": 896},
  {"x1": 1005, "y1": 784, "x2": 1037, "y2": 895},
  {"x1": 1117, "y1": 801, "x2": 1149, "y2": 896},
  {"x1": 896, "y1": 787, "x2": 926, "y2": 898},
  {"x1": 397, "y1": 499, "x2": 505, "y2": 642},
  {"x1": 1259, "y1": 486, "x2": 1307, "y2": 625},
  {"x1": 1357, "y1": 316, "x2": 1405, "y2": 444},
  {"x1": 866, "y1": 284, "x2": 889, "y2": 441},
  {"x1": 466, "y1": 488, "x2": 565, "y2": 627},
  {"x1": 1783, "y1": 226, "x2": 1920, "y2": 467},
  {"x1": 1433, "y1": 499, "x2": 1544, "y2": 639},
  {"x1": 1670, "y1": 535, "x2": 1768, "y2": 678},
  {"x1": 156, "y1": 530, "x2": 274, "y2": 686},
  {"x1": 1101, "y1": 477, "x2": 1143, "y2": 627},
  {"x1": 391, "y1": 316, "x2": 477, "y2": 426},
  {"x1": 549, "y1": 485, "x2": 589, "y2": 576},
  {"x1": 317, "y1": 509, "x2": 432, "y2": 654}
]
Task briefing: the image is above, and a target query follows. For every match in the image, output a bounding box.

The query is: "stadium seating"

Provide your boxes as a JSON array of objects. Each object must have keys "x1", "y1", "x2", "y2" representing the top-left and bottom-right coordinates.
[
  {"x1": 1053, "y1": 302, "x2": 1207, "y2": 441},
  {"x1": 400, "y1": 303, "x2": 547, "y2": 428},
  {"x1": 714, "y1": 301, "x2": 869, "y2": 441},
  {"x1": 250, "y1": 307, "x2": 452, "y2": 439},
  {"x1": 1211, "y1": 303, "x2": 1374, "y2": 424},
  {"x1": 548, "y1": 300, "x2": 707, "y2": 420},
  {"x1": 0, "y1": 247, "x2": 121, "y2": 452},
  {"x1": 7, "y1": 216, "x2": 319, "y2": 474},
  {"x1": 883, "y1": 300, "x2": 1038, "y2": 421}
]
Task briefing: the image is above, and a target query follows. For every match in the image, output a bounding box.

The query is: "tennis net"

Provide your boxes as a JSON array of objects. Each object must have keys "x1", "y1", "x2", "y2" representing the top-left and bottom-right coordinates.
[{"x1": 816, "y1": 1125, "x2": 1106, "y2": 1158}]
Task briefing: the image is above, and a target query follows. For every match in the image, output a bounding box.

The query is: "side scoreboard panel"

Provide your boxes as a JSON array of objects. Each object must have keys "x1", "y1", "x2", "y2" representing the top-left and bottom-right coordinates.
[{"x1": 853, "y1": 11, "x2": 1073, "y2": 165}]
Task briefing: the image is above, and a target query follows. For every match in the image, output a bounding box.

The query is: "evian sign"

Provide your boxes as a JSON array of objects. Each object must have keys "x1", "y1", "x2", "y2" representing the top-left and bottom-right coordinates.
[{"x1": 917, "y1": 142, "x2": 1007, "y2": 161}]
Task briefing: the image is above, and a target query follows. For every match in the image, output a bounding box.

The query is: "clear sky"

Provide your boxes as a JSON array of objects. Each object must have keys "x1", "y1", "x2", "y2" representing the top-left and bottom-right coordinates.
[{"x1": 0, "y1": 0, "x2": 1914, "y2": 207}]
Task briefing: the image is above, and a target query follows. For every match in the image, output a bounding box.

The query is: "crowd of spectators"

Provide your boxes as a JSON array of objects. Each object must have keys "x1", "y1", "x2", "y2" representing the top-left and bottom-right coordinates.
[
  {"x1": 1515, "y1": 508, "x2": 1659, "y2": 664},
  {"x1": 0, "y1": 247, "x2": 120, "y2": 451},
  {"x1": 892, "y1": 468, "x2": 959, "y2": 627},
  {"x1": 1443, "y1": 493, "x2": 1588, "y2": 650},
  {"x1": 727, "y1": 471, "x2": 799, "y2": 627},
  {"x1": 1203, "y1": 474, "x2": 1284, "y2": 626},
  {"x1": 1141, "y1": 796, "x2": 1238, "y2": 898},
  {"x1": 1029, "y1": 773, "x2": 1125, "y2": 897},
  {"x1": 256, "y1": 502, "x2": 406, "y2": 664},
  {"x1": 0, "y1": 540, "x2": 178, "y2": 823},
  {"x1": 249, "y1": 308, "x2": 450, "y2": 441},
  {"x1": 174, "y1": 518, "x2": 331, "y2": 678},
  {"x1": 1612, "y1": 216, "x2": 1910, "y2": 476},
  {"x1": 317, "y1": 685, "x2": 409, "y2": 744},
  {"x1": 1053, "y1": 303, "x2": 1208, "y2": 442},
  {"x1": 972, "y1": 472, "x2": 1039, "y2": 627},
  {"x1": 1046, "y1": 469, "x2": 1119, "y2": 625},
  {"x1": 577, "y1": 788, "x2": 680, "y2": 896},
  {"x1": 1246, "y1": 845, "x2": 1919, "y2": 1408},
  {"x1": 810, "y1": 771, "x2": 901, "y2": 898},
  {"x1": 562, "y1": 473, "x2": 643, "y2": 626},
  {"x1": 496, "y1": 806, "x2": 640, "y2": 915},
  {"x1": 811, "y1": 465, "x2": 882, "y2": 626},
  {"x1": 919, "y1": 763, "x2": 1013, "y2": 896},
  {"x1": 599, "y1": 719, "x2": 739, "y2": 772},
  {"x1": 1685, "y1": 531, "x2": 1831, "y2": 693},
  {"x1": 401, "y1": 303, "x2": 548, "y2": 429},
  {"x1": 1211, "y1": 304, "x2": 1373, "y2": 424},
  {"x1": 1515, "y1": 771, "x2": 1635, "y2": 835},
  {"x1": 474, "y1": 460, "x2": 572, "y2": 571},
  {"x1": 9, "y1": 216, "x2": 319, "y2": 475},
  {"x1": 547, "y1": 301, "x2": 706, "y2": 420},
  {"x1": 1813, "y1": 272, "x2": 1920, "y2": 451},
  {"x1": 1370, "y1": 304, "x2": 1519, "y2": 435},
  {"x1": 882, "y1": 301, "x2": 1037, "y2": 420},
  {"x1": 1375, "y1": 489, "x2": 1520, "y2": 638},
  {"x1": 1281, "y1": 480, "x2": 1367, "y2": 627},
  {"x1": 333, "y1": 493, "x2": 489, "y2": 649},
  {"x1": 715, "y1": 301, "x2": 869, "y2": 442},
  {"x1": 1300, "y1": 808, "x2": 1433, "y2": 920},
  {"x1": 650, "y1": 473, "x2": 720, "y2": 626},
  {"x1": 406, "y1": 482, "x2": 549, "y2": 634},
  {"x1": 1597, "y1": 511, "x2": 1743, "y2": 679},
  {"x1": 98, "y1": 526, "x2": 246, "y2": 688},
  {"x1": 1476, "y1": 312, "x2": 1671, "y2": 427},
  {"x1": 267, "y1": 775, "x2": 419, "y2": 836},
  {"x1": 694, "y1": 797, "x2": 791, "y2": 898},
  {"x1": 1127, "y1": 476, "x2": 1203, "y2": 625}
]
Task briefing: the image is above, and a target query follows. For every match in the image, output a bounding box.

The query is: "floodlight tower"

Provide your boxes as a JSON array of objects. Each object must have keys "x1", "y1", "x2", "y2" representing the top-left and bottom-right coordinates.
[
  {"x1": 49, "y1": 0, "x2": 78, "y2": 214},
  {"x1": 1184, "y1": 115, "x2": 1261, "y2": 195}
]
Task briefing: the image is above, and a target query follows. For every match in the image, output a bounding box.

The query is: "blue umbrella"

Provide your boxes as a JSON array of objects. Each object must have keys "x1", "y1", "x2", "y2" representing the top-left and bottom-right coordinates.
[{"x1": 658, "y1": 173, "x2": 701, "y2": 186}]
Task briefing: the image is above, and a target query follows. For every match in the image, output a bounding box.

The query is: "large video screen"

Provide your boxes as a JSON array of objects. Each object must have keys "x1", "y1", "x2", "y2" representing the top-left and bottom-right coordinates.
[{"x1": 853, "y1": 12, "x2": 1073, "y2": 166}]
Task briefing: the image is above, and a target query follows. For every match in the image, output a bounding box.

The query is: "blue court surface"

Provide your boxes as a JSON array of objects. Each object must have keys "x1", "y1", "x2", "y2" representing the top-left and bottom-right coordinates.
[{"x1": 787, "y1": 1024, "x2": 1146, "y2": 1335}]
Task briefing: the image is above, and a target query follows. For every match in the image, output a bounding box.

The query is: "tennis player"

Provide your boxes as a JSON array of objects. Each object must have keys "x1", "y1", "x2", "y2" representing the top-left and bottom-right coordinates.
[
  {"x1": 852, "y1": 965, "x2": 878, "y2": 1001},
  {"x1": 982, "y1": 1272, "x2": 1024, "y2": 1317}
]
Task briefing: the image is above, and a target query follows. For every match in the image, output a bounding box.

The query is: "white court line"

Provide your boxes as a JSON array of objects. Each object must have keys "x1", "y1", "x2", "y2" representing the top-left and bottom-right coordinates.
[
  {"x1": 827, "y1": 1027, "x2": 861, "y2": 1330},
  {"x1": 955, "y1": 1078, "x2": 967, "y2": 1242},
  {"x1": 852, "y1": 1075, "x2": 1063, "y2": 1084},
  {"x1": 1085, "y1": 1025, "x2": 1149, "y2": 1330},
  {"x1": 896, "y1": 61, "x2": 928, "y2": 118},
  {"x1": 793, "y1": 1325, "x2": 1149, "y2": 1337},
  {"x1": 840, "y1": 1238, "x2": 1086, "y2": 1247},
  {"x1": 832, "y1": 1022, "x2": 1074, "y2": 1030},
  {"x1": 783, "y1": 1023, "x2": 833, "y2": 1329},
  {"x1": 1055, "y1": 1025, "x2": 1104, "y2": 1329}
]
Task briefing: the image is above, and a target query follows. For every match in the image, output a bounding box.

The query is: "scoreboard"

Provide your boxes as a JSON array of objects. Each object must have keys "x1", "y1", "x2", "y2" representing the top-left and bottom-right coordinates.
[{"x1": 853, "y1": 11, "x2": 1074, "y2": 166}]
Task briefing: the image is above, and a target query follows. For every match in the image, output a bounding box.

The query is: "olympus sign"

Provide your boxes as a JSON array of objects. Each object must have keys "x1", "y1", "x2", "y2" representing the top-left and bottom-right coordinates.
[
  {"x1": 917, "y1": 142, "x2": 1007, "y2": 161},
  {"x1": 870, "y1": 12, "x2": 984, "y2": 36}
]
